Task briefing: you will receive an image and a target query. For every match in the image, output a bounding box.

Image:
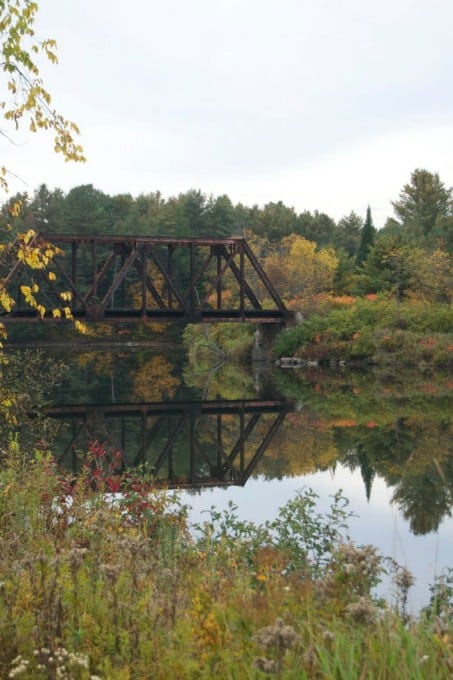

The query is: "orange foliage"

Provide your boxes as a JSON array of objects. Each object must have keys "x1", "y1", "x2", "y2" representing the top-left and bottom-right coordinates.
[
  {"x1": 331, "y1": 418, "x2": 357, "y2": 428},
  {"x1": 131, "y1": 355, "x2": 179, "y2": 401}
]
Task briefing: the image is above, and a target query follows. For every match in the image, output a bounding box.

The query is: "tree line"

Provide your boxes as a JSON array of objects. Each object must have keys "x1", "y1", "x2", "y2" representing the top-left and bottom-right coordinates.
[{"x1": 1, "y1": 168, "x2": 452, "y2": 304}]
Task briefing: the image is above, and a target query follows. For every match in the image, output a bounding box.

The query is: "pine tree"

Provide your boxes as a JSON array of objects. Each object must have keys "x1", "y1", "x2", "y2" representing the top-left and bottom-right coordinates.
[
  {"x1": 356, "y1": 206, "x2": 376, "y2": 266},
  {"x1": 392, "y1": 169, "x2": 452, "y2": 237}
]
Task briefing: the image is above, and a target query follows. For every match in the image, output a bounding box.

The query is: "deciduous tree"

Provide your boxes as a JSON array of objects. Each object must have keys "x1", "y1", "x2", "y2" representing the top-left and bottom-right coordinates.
[
  {"x1": 0, "y1": 0, "x2": 85, "y2": 190},
  {"x1": 0, "y1": 0, "x2": 85, "y2": 343}
]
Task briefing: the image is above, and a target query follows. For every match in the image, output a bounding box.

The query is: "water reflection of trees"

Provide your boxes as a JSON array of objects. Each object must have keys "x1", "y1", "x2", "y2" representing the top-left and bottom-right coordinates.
[
  {"x1": 0, "y1": 350, "x2": 65, "y2": 459},
  {"x1": 270, "y1": 368, "x2": 453, "y2": 535},
  {"x1": 3, "y1": 345, "x2": 452, "y2": 536}
]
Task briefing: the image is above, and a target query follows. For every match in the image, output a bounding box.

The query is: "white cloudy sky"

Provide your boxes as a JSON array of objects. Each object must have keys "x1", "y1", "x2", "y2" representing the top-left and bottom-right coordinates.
[{"x1": 3, "y1": 0, "x2": 453, "y2": 226}]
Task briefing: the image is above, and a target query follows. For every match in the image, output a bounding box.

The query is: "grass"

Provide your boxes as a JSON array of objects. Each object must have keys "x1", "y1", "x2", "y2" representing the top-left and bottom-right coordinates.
[{"x1": 0, "y1": 442, "x2": 452, "y2": 679}]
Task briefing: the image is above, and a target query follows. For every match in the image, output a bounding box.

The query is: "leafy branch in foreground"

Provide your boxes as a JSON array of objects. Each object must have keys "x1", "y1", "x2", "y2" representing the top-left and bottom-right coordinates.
[{"x1": 0, "y1": 0, "x2": 85, "y2": 191}]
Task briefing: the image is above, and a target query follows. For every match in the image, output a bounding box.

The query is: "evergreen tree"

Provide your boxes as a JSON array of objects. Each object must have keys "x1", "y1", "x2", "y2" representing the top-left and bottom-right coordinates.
[
  {"x1": 297, "y1": 210, "x2": 336, "y2": 247},
  {"x1": 334, "y1": 211, "x2": 363, "y2": 257},
  {"x1": 392, "y1": 169, "x2": 452, "y2": 239},
  {"x1": 30, "y1": 184, "x2": 64, "y2": 232},
  {"x1": 356, "y1": 206, "x2": 375, "y2": 266},
  {"x1": 57, "y1": 185, "x2": 111, "y2": 234}
]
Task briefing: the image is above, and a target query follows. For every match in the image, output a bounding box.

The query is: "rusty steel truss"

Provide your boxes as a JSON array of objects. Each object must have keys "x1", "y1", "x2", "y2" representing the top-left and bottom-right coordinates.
[
  {"x1": 1, "y1": 233, "x2": 294, "y2": 323},
  {"x1": 46, "y1": 399, "x2": 291, "y2": 489}
]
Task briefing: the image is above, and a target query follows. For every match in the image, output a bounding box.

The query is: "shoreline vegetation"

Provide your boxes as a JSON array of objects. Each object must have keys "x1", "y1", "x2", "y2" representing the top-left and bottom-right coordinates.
[
  {"x1": 0, "y1": 9, "x2": 451, "y2": 674},
  {"x1": 1, "y1": 446, "x2": 452, "y2": 679},
  {"x1": 274, "y1": 296, "x2": 453, "y2": 369},
  {"x1": 181, "y1": 295, "x2": 453, "y2": 370},
  {"x1": 1, "y1": 169, "x2": 452, "y2": 677}
]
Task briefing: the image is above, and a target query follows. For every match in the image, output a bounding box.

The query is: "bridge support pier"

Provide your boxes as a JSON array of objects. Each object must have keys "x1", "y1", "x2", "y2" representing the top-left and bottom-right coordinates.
[{"x1": 251, "y1": 323, "x2": 281, "y2": 363}]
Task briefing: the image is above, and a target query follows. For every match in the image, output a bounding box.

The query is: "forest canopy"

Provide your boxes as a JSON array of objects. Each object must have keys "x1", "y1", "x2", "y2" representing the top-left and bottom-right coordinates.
[{"x1": 1, "y1": 169, "x2": 452, "y2": 307}]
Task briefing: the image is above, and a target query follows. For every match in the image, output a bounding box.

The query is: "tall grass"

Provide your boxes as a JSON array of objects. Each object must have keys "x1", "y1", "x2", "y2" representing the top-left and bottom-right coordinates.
[{"x1": 0, "y1": 443, "x2": 452, "y2": 678}]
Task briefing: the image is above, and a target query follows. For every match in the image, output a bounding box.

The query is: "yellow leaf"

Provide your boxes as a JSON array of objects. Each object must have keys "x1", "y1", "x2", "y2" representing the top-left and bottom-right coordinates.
[
  {"x1": 0, "y1": 291, "x2": 14, "y2": 312},
  {"x1": 75, "y1": 320, "x2": 90, "y2": 335}
]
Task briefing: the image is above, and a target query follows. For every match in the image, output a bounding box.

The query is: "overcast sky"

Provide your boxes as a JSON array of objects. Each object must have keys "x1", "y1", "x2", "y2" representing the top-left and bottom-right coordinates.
[{"x1": 3, "y1": 0, "x2": 453, "y2": 226}]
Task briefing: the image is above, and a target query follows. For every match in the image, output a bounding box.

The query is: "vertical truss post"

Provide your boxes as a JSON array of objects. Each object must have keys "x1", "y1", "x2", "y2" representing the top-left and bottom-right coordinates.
[
  {"x1": 141, "y1": 246, "x2": 147, "y2": 316},
  {"x1": 189, "y1": 243, "x2": 195, "y2": 311},
  {"x1": 216, "y1": 248, "x2": 222, "y2": 310},
  {"x1": 167, "y1": 245, "x2": 173, "y2": 310},
  {"x1": 71, "y1": 241, "x2": 78, "y2": 311},
  {"x1": 216, "y1": 414, "x2": 222, "y2": 470},
  {"x1": 120, "y1": 248, "x2": 126, "y2": 309},
  {"x1": 91, "y1": 241, "x2": 97, "y2": 301},
  {"x1": 239, "y1": 242, "x2": 245, "y2": 317}
]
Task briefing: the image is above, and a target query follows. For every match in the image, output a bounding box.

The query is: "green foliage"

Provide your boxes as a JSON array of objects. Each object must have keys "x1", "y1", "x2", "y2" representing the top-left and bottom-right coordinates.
[
  {"x1": 333, "y1": 211, "x2": 363, "y2": 257},
  {"x1": 271, "y1": 366, "x2": 453, "y2": 535},
  {"x1": 183, "y1": 322, "x2": 254, "y2": 363},
  {"x1": 1, "y1": 454, "x2": 452, "y2": 678},
  {"x1": 0, "y1": 349, "x2": 66, "y2": 449},
  {"x1": 266, "y1": 489, "x2": 353, "y2": 578},
  {"x1": 274, "y1": 297, "x2": 453, "y2": 366},
  {"x1": 423, "y1": 568, "x2": 453, "y2": 618},
  {"x1": 0, "y1": 0, "x2": 85, "y2": 191},
  {"x1": 392, "y1": 169, "x2": 452, "y2": 241},
  {"x1": 57, "y1": 184, "x2": 111, "y2": 234},
  {"x1": 355, "y1": 205, "x2": 376, "y2": 266}
]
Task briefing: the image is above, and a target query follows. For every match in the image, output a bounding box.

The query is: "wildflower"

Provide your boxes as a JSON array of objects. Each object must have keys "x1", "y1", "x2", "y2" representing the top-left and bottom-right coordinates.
[
  {"x1": 394, "y1": 567, "x2": 415, "y2": 592},
  {"x1": 8, "y1": 656, "x2": 30, "y2": 678},
  {"x1": 68, "y1": 652, "x2": 89, "y2": 669},
  {"x1": 255, "y1": 618, "x2": 301, "y2": 650},
  {"x1": 254, "y1": 656, "x2": 279, "y2": 674},
  {"x1": 68, "y1": 547, "x2": 88, "y2": 571},
  {"x1": 345, "y1": 596, "x2": 377, "y2": 624},
  {"x1": 100, "y1": 563, "x2": 120, "y2": 582},
  {"x1": 303, "y1": 644, "x2": 318, "y2": 674},
  {"x1": 322, "y1": 630, "x2": 335, "y2": 645}
]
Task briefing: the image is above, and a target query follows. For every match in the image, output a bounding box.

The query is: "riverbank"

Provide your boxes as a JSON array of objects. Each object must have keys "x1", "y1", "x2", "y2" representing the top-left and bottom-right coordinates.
[
  {"x1": 1, "y1": 448, "x2": 452, "y2": 679},
  {"x1": 274, "y1": 296, "x2": 453, "y2": 368}
]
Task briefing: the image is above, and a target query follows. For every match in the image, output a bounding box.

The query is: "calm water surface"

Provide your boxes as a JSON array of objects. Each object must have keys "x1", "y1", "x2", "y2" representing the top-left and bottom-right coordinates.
[{"x1": 10, "y1": 342, "x2": 453, "y2": 612}]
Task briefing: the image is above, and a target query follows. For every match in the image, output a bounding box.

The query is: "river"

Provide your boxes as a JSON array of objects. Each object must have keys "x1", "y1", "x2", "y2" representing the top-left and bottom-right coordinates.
[{"x1": 4, "y1": 338, "x2": 453, "y2": 613}]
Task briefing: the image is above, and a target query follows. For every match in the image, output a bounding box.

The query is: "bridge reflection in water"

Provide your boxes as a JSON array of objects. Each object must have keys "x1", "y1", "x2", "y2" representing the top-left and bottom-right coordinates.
[{"x1": 47, "y1": 400, "x2": 292, "y2": 489}]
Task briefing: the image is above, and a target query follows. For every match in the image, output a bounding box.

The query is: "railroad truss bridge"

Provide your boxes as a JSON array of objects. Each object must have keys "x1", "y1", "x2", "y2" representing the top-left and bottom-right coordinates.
[
  {"x1": 1, "y1": 233, "x2": 294, "y2": 324},
  {"x1": 46, "y1": 399, "x2": 292, "y2": 489}
]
